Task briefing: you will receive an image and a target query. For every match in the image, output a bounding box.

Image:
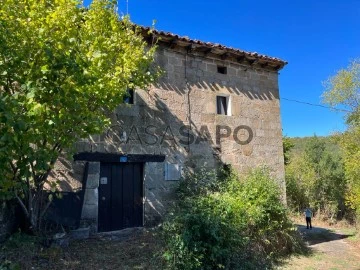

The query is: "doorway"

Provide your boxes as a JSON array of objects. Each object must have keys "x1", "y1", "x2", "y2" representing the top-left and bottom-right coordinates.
[{"x1": 98, "y1": 163, "x2": 143, "y2": 232}]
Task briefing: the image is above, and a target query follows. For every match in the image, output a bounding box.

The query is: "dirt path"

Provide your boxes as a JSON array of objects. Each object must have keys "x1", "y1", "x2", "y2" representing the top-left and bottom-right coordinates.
[{"x1": 278, "y1": 225, "x2": 360, "y2": 270}]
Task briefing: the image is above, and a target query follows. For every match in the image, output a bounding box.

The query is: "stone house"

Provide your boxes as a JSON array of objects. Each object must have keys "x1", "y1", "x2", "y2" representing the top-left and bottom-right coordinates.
[{"x1": 50, "y1": 28, "x2": 287, "y2": 233}]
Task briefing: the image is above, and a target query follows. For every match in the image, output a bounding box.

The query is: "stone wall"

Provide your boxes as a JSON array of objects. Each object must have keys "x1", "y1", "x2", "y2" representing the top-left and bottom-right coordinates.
[{"x1": 53, "y1": 44, "x2": 286, "y2": 230}]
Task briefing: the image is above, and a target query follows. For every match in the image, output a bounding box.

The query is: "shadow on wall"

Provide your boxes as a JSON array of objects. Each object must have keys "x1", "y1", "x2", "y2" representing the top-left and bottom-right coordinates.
[
  {"x1": 69, "y1": 48, "x2": 284, "y2": 225},
  {"x1": 92, "y1": 91, "x2": 226, "y2": 225},
  {"x1": 95, "y1": 81, "x2": 279, "y2": 223},
  {"x1": 77, "y1": 47, "x2": 282, "y2": 170},
  {"x1": 156, "y1": 79, "x2": 278, "y2": 101},
  {"x1": 48, "y1": 157, "x2": 85, "y2": 192},
  {"x1": 104, "y1": 93, "x2": 224, "y2": 167},
  {"x1": 154, "y1": 49, "x2": 279, "y2": 101}
]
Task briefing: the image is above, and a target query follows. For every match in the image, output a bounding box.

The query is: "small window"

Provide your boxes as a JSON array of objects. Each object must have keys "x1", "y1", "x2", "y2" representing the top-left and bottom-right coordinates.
[
  {"x1": 123, "y1": 89, "x2": 134, "y2": 104},
  {"x1": 217, "y1": 96, "x2": 230, "y2": 115},
  {"x1": 165, "y1": 163, "x2": 182, "y2": 181},
  {"x1": 217, "y1": 66, "x2": 227, "y2": 74}
]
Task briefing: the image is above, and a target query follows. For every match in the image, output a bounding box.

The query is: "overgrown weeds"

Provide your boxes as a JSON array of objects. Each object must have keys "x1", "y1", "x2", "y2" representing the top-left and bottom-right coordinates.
[
  {"x1": 0, "y1": 232, "x2": 39, "y2": 269},
  {"x1": 162, "y1": 166, "x2": 306, "y2": 269},
  {"x1": 0, "y1": 230, "x2": 165, "y2": 270}
]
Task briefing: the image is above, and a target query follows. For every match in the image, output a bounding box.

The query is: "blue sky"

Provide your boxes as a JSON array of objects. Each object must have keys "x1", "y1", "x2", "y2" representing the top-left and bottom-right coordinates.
[{"x1": 85, "y1": 0, "x2": 360, "y2": 137}]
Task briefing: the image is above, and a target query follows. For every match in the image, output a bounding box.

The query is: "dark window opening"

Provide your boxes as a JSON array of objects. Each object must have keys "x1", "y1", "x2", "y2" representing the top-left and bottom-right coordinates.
[
  {"x1": 123, "y1": 89, "x2": 134, "y2": 104},
  {"x1": 217, "y1": 66, "x2": 227, "y2": 74},
  {"x1": 217, "y1": 96, "x2": 228, "y2": 115}
]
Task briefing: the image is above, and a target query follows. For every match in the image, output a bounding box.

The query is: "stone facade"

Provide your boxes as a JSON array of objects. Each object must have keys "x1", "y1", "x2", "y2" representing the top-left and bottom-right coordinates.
[{"x1": 54, "y1": 33, "x2": 286, "y2": 231}]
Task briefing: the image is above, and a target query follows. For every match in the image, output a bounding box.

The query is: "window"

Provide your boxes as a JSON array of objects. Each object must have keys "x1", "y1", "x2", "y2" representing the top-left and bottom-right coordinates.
[
  {"x1": 217, "y1": 66, "x2": 227, "y2": 74},
  {"x1": 123, "y1": 88, "x2": 134, "y2": 104},
  {"x1": 165, "y1": 163, "x2": 182, "y2": 181},
  {"x1": 217, "y1": 95, "x2": 231, "y2": 115}
]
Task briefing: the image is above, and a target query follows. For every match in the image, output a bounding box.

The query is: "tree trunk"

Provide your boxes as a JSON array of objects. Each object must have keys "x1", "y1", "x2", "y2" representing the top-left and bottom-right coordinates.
[{"x1": 16, "y1": 189, "x2": 48, "y2": 235}]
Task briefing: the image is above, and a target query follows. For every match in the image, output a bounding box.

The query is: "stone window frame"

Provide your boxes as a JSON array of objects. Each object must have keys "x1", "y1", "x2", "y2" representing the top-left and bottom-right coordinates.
[
  {"x1": 216, "y1": 94, "x2": 232, "y2": 116},
  {"x1": 123, "y1": 88, "x2": 135, "y2": 105}
]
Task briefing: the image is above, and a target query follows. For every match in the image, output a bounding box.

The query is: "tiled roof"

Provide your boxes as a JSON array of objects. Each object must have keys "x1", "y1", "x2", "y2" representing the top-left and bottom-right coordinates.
[{"x1": 140, "y1": 26, "x2": 287, "y2": 71}]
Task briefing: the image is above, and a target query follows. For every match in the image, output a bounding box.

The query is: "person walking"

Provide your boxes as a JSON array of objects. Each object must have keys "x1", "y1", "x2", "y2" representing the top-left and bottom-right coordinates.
[{"x1": 304, "y1": 207, "x2": 313, "y2": 229}]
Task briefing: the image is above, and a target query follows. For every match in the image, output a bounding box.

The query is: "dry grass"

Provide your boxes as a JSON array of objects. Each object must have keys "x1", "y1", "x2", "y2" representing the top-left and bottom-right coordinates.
[
  {"x1": 1, "y1": 230, "x2": 165, "y2": 270},
  {"x1": 290, "y1": 212, "x2": 355, "y2": 229},
  {"x1": 2, "y1": 219, "x2": 359, "y2": 270},
  {"x1": 278, "y1": 216, "x2": 360, "y2": 270}
]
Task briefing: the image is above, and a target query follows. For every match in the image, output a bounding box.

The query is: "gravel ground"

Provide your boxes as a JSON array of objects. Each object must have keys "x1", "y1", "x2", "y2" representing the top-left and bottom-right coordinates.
[{"x1": 278, "y1": 224, "x2": 360, "y2": 270}]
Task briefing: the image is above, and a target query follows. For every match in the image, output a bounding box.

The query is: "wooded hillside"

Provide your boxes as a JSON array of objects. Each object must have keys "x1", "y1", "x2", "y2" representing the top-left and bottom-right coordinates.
[{"x1": 285, "y1": 135, "x2": 353, "y2": 222}]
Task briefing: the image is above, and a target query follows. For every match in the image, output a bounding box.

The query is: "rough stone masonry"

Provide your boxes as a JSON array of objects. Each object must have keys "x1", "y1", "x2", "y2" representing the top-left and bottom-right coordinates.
[{"x1": 52, "y1": 28, "x2": 287, "y2": 232}]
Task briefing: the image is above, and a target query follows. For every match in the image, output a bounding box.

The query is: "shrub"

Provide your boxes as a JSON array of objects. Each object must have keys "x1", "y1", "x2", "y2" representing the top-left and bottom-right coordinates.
[{"x1": 162, "y1": 167, "x2": 302, "y2": 270}]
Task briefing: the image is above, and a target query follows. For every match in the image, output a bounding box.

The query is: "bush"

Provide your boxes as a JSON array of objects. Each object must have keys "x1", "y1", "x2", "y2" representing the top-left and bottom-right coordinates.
[{"x1": 162, "y1": 167, "x2": 303, "y2": 270}]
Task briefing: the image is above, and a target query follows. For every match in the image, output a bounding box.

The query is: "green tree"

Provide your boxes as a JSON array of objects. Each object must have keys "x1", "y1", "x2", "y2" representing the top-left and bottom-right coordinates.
[
  {"x1": 323, "y1": 59, "x2": 360, "y2": 125},
  {"x1": 305, "y1": 135, "x2": 325, "y2": 167},
  {"x1": 286, "y1": 151, "x2": 316, "y2": 212},
  {"x1": 0, "y1": 0, "x2": 159, "y2": 233},
  {"x1": 285, "y1": 136, "x2": 346, "y2": 219},
  {"x1": 283, "y1": 136, "x2": 295, "y2": 165},
  {"x1": 323, "y1": 59, "x2": 360, "y2": 223}
]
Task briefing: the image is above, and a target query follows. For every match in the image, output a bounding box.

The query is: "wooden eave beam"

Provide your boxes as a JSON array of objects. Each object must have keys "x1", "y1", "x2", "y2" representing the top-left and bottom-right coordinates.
[
  {"x1": 169, "y1": 38, "x2": 178, "y2": 49},
  {"x1": 144, "y1": 33, "x2": 154, "y2": 44},
  {"x1": 260, "y1": 61, "x2": 269, "y2": 68},
  {"x1": 203, "y1": 47, "x2": 213, "y2": 56},
  {"x1": 186, "y1": 43, "x2": 195, "y2": 52},
  {"x1": 210, "y1": 48, "x2": 224, "y2": 55},
  {"x1": 74, "y1": 152, "x2": 166, "y2": 163},
  {"x1": 244, "y1": 58, "x2": 258, "y2": 66},
  {"x1": 236, "y1": 55, "x2": 246, "y2": 63},
  {"x1": 220, "y1": 52, "x2": 229, "y2": 60}
]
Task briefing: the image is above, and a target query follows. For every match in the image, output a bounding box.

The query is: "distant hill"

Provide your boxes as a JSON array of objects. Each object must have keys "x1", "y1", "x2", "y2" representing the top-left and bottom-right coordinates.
[{"x1": 288, "y1": 135, "x2": 341, "y2": 156}]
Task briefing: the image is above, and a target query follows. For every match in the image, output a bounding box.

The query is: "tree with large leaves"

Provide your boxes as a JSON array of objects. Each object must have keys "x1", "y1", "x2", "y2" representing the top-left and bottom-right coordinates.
[{"x1": 0, "y1": 0, "x2": 159, "y2": 233}]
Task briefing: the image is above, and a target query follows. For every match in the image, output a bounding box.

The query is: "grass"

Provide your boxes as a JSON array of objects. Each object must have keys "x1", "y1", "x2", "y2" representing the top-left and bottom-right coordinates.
[
  {"x1": 2, "y1": 220, "x2": 359, "y2": 270},
  {"x1": 1, "y1": 230, "x2": 165, "y2": 270},
  {"x1": 278, "y1": 220, "x2": 360, "y2": 270}
]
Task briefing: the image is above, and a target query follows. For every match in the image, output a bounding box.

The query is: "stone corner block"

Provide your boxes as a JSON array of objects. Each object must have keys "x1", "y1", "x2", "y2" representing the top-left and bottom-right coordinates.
[
  {"x1": 88, "y1": 162, "x2": 100, "y2": 174},
  {"x1": 81, "y1": 204, "x2": 98, "y2": 220},
  {"x1": 86, "y1": 174, "x2": 100, "y2": 189},
  {"x1": 83, "y1": 188, "x2": 98, "y2": 205}
]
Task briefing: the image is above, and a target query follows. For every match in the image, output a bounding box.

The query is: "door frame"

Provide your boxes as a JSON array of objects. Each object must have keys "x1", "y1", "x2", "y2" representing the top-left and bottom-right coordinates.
[
  {"x1": 98, "y1": 162, "x2": 144, "y2": 232},
  {"x1": 75, "y1": 153, "x2": 165, "y2": 233}
]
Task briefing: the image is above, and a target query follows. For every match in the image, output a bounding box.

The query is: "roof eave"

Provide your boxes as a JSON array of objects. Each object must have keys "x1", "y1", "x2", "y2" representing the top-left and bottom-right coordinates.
[{"x1": 139, "y1": 26, "x2": 287, "y2": 72}]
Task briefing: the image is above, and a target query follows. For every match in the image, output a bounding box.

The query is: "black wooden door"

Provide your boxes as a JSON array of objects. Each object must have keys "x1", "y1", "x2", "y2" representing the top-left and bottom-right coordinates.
[{"x1": 98, "y1": 163, "x2": 143, "y2": 232}]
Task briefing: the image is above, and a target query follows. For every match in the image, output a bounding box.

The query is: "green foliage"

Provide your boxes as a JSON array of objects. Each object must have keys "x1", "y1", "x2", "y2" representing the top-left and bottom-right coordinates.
[
  {"x1": 2, "y1": 232, "x2": 39, "y2": 250},
  {"x1": 285, "y1": 135, "x2": 347, "y2": 220},
  {"x1": 289, "y1": 135, "x2": 341, "y2": 156},
  {"x1": 177, "y1": 166, "x2": 233, "y2": 198},
  {"x1": 305, "y1": 135, "x2": 326, "y2": 165},
  {"x1": 0, "y1": 0, "x2": 159, "y2": 232},
  {"x1": 341, "y1": 127, "x2": 360, "y2": 222},
  {"x1": 163, "y1": 167, "x2": 302, "y2": 270},
  {"x1": 323, "y1": 59, "x2": 360, "y2": 124},
  {"x1": 322, "y1": 59, "x2": 360, "y2": 224},
  {"x1": 283, "y1": 136, "x2": 295, "y2": 165},
  {"x1": 0, "y1": 261, "x2": 20, "y2": 270},
  {"x1": 0, "y1": 232, "x2": 39, "y2": 270}
]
